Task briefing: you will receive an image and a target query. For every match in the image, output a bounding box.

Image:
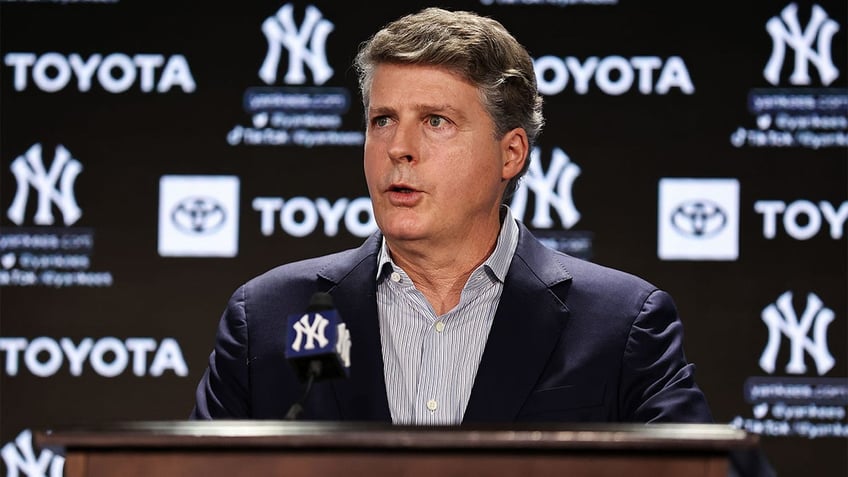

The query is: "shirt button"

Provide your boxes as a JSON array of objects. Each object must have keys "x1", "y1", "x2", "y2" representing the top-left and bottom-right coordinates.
[
  {"x1": 426, "y1": 399, "x2": 438, "y2": 412},
  {"x1": 390, "y1": 272, "x2": 401, "y2": 282},
  {"x1": 434, "y1": 321, "x2": 445, "y2": 332}
]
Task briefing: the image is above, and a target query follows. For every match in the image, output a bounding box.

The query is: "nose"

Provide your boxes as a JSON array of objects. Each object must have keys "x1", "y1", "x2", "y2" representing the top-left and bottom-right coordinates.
[{"x1": 386, "y1": 120, "x2": 417, "y2": 163}]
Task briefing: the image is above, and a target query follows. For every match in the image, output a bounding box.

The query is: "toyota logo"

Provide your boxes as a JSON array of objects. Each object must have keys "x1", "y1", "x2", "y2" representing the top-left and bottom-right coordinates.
[
  {"x1": 670, "y1": 200, "x2": 727, "y2": 238},
  {"x1": 171, "y1": 197, "x2": 227, "y2": 234}
]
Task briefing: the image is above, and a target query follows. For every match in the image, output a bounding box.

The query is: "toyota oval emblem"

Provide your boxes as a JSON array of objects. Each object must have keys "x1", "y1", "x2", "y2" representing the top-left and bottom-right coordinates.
[
  {"x1": 670, "y1": 200, "x2": 727, "y2": 238},
  {"x1": 171, "y1": 196, "x2": 227, "y2": 234}
]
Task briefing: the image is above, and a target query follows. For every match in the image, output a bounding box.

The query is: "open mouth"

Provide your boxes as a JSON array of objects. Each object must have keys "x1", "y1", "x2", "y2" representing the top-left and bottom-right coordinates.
[
  {"x1": 389, "y1": 184, "x2": 416, "y2": 193},
  {"x1": 386, "y1": 184, "x2": 421, "y2": 205}
]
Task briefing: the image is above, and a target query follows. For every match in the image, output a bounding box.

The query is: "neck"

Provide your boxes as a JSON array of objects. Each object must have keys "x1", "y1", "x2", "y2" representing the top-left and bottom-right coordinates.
[{"x1": 386, "y1": 220, "x2": 501, "y2": 315}]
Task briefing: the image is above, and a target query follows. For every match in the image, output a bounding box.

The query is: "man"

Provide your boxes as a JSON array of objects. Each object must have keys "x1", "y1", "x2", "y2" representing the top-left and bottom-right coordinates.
[{"x1": 191, "y1": 7, "x2": 712, "y2": 424}]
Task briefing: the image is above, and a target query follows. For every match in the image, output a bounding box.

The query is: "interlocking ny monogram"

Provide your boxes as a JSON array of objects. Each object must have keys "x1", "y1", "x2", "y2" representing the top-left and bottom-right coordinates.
[
  {"x1": 510, "y1": 147, "x2": 581, "y2": 229},
  {"x1": 259, "y1": 3, "x2": 334, "y2": 85},
  {"x1": 764, "y1": 3, "x2": 840, "y2": 86},
  {"x1": 759, "y1": 291, "x2": 836, "y2": 375},
  {"x1": 7, "y1": 143, "x2": 82, "y2": 226},
  {"x1": 291, "y1": 313, "x2": 330, "y2": 351},
  {"x1": 1, "y1": 429, "x2": 64, "y2": 477}
]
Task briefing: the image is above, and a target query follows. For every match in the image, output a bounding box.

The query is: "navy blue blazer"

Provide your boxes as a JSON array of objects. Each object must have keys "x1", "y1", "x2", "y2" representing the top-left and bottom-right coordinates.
[{"x1": 191, "y1": 221, "x2": 712, "y2": 423}]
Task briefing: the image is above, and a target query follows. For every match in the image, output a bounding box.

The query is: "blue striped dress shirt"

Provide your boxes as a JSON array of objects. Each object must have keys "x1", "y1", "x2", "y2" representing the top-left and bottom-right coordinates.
[{"x1": 376, "y1": 208, "x2": 520, "y2": 425}]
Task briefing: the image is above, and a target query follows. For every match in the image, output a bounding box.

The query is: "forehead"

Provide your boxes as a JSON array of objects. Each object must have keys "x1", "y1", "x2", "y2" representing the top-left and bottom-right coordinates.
[{"x1": 368, "y1": 63, "x2": 484, "y2": 108}]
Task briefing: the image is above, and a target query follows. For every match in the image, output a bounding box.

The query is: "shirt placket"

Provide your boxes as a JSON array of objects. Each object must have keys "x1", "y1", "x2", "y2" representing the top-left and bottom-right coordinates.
[{"x1": 413, "y1": 297, "x2": 447, "y2": 424}]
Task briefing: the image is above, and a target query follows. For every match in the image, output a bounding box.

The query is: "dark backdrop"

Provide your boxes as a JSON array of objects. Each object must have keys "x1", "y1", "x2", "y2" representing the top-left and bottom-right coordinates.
[{"x1": 1, "y1": 1, "x2": 846, "y2": 475}]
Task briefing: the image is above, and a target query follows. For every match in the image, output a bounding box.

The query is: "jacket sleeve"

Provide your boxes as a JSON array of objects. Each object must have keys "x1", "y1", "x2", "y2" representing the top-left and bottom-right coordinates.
[
  {"x1": 190, "y1": 286, "x2": 251, "y2": 419},
  {"x1": 619, "y1": 289, "x2": 713, "y2": 423}
]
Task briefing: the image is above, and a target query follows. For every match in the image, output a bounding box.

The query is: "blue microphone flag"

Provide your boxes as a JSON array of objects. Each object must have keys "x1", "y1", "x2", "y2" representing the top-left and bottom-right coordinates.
[{"x1": 285, "y1": 293, "x2": 351, "y2": 382}]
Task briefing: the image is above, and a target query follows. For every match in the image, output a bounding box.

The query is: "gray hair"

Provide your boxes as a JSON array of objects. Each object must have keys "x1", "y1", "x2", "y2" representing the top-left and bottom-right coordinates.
[{"x1": 354, "y1": 7, "x2": 544, "y2": 200}]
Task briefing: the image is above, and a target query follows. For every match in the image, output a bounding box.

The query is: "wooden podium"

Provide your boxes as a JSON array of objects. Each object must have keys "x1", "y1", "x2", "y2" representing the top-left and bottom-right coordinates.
[{"x1": 35, "y1": 421, "x2": 758, "y2": 477}]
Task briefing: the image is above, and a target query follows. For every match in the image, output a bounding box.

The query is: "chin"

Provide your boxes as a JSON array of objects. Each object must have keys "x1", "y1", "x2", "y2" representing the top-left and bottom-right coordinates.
[
  {"x1": 378, "y1": 219, "x2": 427, "y2": 242},
  {"x1": 381, "y1": 227, "x2": 425, "y2": 242}
]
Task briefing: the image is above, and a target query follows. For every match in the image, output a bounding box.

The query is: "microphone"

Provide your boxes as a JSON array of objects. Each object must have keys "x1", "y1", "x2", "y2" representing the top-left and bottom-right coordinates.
[{"x1": 284, "y1": 292, "x2": 351, "y2": 419}]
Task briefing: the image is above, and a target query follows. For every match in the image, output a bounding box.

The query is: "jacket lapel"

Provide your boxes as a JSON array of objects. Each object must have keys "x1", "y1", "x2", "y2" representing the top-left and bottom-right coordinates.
[
  {"x1": 318, "y1": 234, "x2": 392, "y2": 421},
  {"x1": 463, "y1": 224, "x2": 573, "y2": 422}
]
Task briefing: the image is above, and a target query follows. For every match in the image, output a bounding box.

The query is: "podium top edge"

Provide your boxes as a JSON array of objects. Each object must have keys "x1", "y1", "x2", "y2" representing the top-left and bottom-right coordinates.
[{"x1": 34, "y1": 421, "x2": 759, "y2": 451}]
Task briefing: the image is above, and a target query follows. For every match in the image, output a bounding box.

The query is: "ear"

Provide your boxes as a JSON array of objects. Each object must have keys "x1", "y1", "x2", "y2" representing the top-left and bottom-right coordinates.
[{"x1": 500, "y1": 127, "x2": 529, "y2": 181}]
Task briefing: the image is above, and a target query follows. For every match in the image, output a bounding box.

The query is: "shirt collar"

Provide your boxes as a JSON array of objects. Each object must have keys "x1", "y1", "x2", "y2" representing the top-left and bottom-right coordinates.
[{"x1": 376, "y1": 206, "x2": 520, "y2": 283}]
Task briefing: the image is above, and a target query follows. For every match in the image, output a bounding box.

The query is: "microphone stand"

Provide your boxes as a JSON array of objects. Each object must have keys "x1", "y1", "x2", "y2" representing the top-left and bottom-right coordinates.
[{"x1": 284, "y1": 360, "x2": 322, "y2": 420}]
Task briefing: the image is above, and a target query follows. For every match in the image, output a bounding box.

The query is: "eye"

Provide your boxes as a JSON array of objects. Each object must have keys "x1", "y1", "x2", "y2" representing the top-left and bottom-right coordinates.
[
  {"x1": 372, "y1": 116, "x2": 391, "y2": 128},
  {"x1": 427, "y1": 115, "x2": 446, "y2": 127}
]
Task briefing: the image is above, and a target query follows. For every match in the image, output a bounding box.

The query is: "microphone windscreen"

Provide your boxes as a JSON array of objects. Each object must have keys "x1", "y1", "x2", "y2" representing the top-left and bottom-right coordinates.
[{"x1": 285, "y1": 291, "x2": 351, "y2": 382}]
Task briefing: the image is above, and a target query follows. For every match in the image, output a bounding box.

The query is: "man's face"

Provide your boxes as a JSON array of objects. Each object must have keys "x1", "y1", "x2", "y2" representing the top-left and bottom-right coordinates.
[{"x1": 364, "y1": 63, "x2": 520, "y2": 248}]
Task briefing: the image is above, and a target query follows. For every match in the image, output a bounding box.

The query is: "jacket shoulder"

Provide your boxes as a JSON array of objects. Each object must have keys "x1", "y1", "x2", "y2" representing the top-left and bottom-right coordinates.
[
  {"x1": 241, "y1": 233, "x2": 380, "y2": 301},
  {"x1": 516, "y1": 223, "x2": 657, "y2": 297}
]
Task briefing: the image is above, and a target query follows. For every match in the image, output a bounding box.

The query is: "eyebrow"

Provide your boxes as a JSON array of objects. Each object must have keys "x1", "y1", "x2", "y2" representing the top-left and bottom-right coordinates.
[{"x1": 368, "y1": 103, "x2": 468, "y2": 122}]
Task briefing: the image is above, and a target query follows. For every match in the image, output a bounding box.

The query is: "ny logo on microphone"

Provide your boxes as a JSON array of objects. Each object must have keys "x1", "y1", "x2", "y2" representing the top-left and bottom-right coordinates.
[
  {"x1": 291, "y1": 313, "x2": 330, "y2": 351},
  {"x1": 285, "y1": 294, "x2": 351, "y2": 381},
  {"x1": 335, "y1": 323, "x2": 351, "y2": 368}
]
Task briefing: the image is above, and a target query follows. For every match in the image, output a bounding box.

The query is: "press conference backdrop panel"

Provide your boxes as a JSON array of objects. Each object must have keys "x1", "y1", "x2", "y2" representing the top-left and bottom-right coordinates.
[{"x1": 0, "y1": 1, "x2": 845, "y2": 475}]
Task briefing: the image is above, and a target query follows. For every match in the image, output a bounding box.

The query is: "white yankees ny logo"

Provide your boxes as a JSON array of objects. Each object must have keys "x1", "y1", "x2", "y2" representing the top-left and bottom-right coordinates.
[
  {"x1": 291, "y1": 313, "x2": 330, "y2": 351},
  {"x1": 763, "y1": 3, "x2": 840, "y2": 86},
  {"x1": 6, "y1": 143, "x2": 82, "y2": 226},
  {"x1": 510, "y1": 147, "x2": 581, "y2": 229},
  {"x1": 759, "y1": 291, "x2": 835, "y2": 375},
  {"x1": 1, "y1": 429, "x2": 64, "y2": 477},
  {"x1": 259, "y1": 3, "x2": 334, "y2": 85}
]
